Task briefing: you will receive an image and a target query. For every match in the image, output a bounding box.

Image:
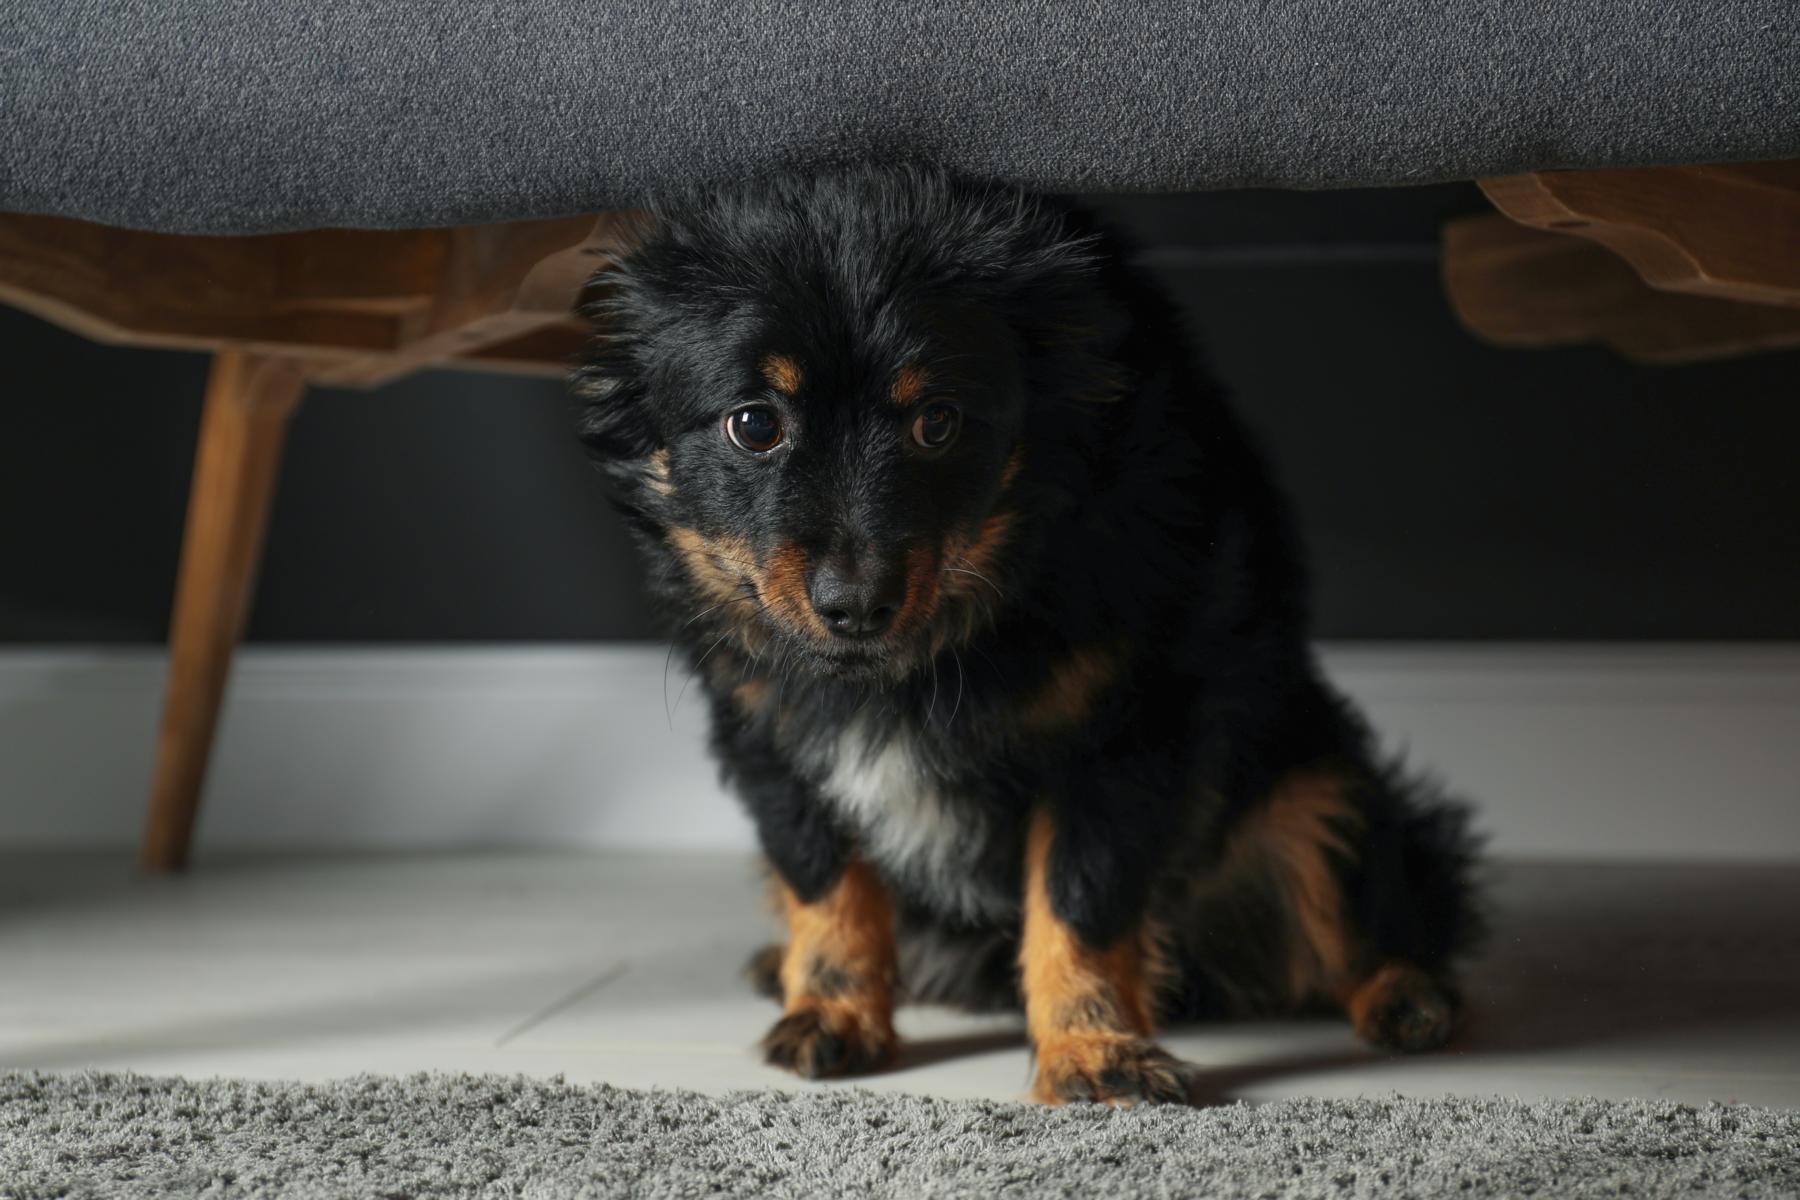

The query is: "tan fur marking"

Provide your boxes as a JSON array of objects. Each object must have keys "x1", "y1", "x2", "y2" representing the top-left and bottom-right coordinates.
[
  {"x1": 889, "y1": 543, "x2": 943, "y2": 638},
  {"x1": 760, "y1": 353, "x2": 803, "y2": 396},
  {"x1": 667, "y1": 526, "x2": 753, "y2": 607},
  {"x1": 1018, "y1": 645, "x2": 1121, "y2": 732},
  {"x1": 929, "y1": 509, "x2": 1016, "y2": 654},
  {"x1": 644, "y1": 447, "x2": 674, "y2": 496},
  {"x1": 755, "y1": 541, "x2": 828, "y2": 637},
  {"x1": 1021, "y1": 812, "x2": 1162, "y2": 1103},
  {"x1": 942, "y1": 511, "x2": 1014, "y2": 599},
  {"x1": 732, "y1": 678, "x2": 772, "y2": 716},
  {"x1": 890, "y1": 364, "x2": 928, "y2": 407},
  {"x1": 774, "y1": 860, "x2": 897, "y2": 1053},
  {"x1": 999, "y1": 449, "x2": 1025, "y2": 491},
  {"x1": 1235, "y1": 772, "x2": 1364, "y2": 999},
  {"x1": 664, "y1": 528, "x2": 778, "y2": 661}
]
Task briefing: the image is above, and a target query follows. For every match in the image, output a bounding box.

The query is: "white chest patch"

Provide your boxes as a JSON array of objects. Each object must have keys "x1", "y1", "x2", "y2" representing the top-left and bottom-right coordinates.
[{"x1": 819, "y1": 717, "x2": 1010, "y2": 923}]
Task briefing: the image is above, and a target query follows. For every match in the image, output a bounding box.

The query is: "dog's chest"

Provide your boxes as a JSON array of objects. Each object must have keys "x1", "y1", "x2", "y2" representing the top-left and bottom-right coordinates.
[{"x1": 816, "y1": 718, "x2": 1013, "y2": 924}]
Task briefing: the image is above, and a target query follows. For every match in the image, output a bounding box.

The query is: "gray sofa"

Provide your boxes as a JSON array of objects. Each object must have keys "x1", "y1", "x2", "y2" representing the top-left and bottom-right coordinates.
[{"x1": 4, "y1": 1, "x2": 1798, "y2": 234}]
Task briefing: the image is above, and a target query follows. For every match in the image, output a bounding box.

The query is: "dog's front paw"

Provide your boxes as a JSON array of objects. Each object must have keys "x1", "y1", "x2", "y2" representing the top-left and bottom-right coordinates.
[
  {"x1": 761, "y1": 1004, "x2": 896, "y2": 1079},
  {"x1": 1033, "y1": 1034, "x2": 1197, "y2": 1106}
]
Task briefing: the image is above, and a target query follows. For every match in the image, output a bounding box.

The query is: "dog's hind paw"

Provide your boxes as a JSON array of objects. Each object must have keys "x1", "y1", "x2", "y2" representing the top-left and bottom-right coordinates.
[{"x1": 1347, "y1": 963, "x2": 1460, "y2": 1053}]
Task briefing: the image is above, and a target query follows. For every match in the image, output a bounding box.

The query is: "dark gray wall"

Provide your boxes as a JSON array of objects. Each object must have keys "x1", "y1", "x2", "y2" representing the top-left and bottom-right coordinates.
[{"x1": 4, "y1": 184, "x2": 1798, "y2": 644}]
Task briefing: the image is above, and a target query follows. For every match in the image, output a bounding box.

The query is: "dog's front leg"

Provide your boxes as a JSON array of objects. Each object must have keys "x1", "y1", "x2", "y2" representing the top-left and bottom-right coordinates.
[
  {"x1": 1020, "y1": 807, "x2": 1195, "y2": 1105},
  {"x1": 714, "y1": 702, "x2": 900, "y2": 1078},
  {"x1": 761, "y1": 857, "x2": 898, "y2": 1078}
]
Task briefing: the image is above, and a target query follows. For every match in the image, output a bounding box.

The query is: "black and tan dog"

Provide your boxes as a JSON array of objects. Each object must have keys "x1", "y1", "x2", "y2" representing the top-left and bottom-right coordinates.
[{"x1": 575, "y1": 167, "x2": 1482, "y2": 1105}]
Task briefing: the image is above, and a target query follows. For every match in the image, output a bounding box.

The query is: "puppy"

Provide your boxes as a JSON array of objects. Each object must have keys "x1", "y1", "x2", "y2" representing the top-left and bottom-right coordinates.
[{"x1": 575, "y1": 166, "x2": 1482, "y2": 1105}]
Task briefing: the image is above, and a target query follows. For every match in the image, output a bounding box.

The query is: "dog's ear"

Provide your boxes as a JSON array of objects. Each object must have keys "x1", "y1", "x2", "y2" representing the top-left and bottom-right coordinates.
[
  {"x1": 572, "y1": 337, "x2": 656, "y2": 466},
  {"x1": 984, "y1": 209, "x2": 1138, "y2": 410},
  {"x1": 572, "y1": 336, "x2": 673, "y2": 525},
  {"x1": 572, "y1": 220, "x2": 664, "y2": 471}
]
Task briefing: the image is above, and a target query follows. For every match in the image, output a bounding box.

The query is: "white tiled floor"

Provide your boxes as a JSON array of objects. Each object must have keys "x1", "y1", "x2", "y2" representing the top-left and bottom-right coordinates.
[{"x1": 1, "y1": 852, "x2": 1795, "y2": 1108}]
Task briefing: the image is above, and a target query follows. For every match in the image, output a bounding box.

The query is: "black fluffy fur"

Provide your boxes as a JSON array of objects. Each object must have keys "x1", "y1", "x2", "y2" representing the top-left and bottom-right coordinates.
[{"x1": 575, "y1": 166, "x2": 1483, "y2": 1029}]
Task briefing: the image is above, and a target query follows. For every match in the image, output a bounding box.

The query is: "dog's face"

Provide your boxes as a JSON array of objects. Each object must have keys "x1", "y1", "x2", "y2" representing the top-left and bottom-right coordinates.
[
  {"x1": 579, "y1": 170, "x2": 1114, "y2": 685},
  {"x1": 640, "y1": 294, "x2": 1026, "y2": 682}
]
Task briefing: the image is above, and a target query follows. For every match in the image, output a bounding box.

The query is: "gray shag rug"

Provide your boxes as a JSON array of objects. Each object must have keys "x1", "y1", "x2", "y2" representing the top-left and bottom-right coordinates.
[{"x1": 2, "y1": 1072, "x2": 1797, "y2": 1199}]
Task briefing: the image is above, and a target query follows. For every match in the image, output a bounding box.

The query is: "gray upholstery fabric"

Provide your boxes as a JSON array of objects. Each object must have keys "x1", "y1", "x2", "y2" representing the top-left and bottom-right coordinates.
[
  {"x1": 4, "y1": 1072, "x2": 1800, "y2": 1198},
  {"x1": 3, "y1": 2, "x2": 1797, "y2": 234}
]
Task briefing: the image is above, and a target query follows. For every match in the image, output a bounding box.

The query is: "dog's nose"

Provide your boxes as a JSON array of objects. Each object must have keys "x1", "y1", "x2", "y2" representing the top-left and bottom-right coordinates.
[{"x1": 808, "y1": 559, "x2": 905, "y2": 639}]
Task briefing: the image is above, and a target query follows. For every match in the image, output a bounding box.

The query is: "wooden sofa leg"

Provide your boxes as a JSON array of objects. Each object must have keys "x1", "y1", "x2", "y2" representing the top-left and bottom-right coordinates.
[{"x1": 141, "y1": 351, "x2": 306, "y2": 872}]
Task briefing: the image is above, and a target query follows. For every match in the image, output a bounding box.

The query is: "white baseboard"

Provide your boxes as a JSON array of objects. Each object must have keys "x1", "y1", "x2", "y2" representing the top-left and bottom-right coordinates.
[{"x1": 1, "y1": 644, "x2": 1797, "y2": 861}]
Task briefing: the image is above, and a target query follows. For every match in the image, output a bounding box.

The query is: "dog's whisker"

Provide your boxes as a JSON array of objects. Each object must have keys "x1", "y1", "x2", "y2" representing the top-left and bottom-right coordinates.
[
  {"x1": 947, "y1": 646, "x2": 966, "y2": 728},
  {"x1": 946, "y1": 559, "x2": 1006, "y2": 600},
  {"x1": 777, "y1": 644, "x2": 800, "y2": 700},
  {"x1": 679, "y1": 594, "x2": 757, "y2": 633},
  {"x1": 970, "y1": 642, "x2": 1008, "y2": 688},
  {"x1": 674, "y1": 629, "x2": 734, "y2": 716},
  {"x1": 698, "y1": 550, "x2": 764, "y2": 573},
  {"x1": 924, "y1": 653, "x2": 940, "y2": 727},
  {"x1": 668, "y1": 596, "x2": 762, "y2": 727}
]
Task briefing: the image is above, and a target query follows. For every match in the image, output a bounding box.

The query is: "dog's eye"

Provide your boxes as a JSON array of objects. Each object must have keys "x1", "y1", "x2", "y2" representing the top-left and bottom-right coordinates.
[
  {"x1": 911, "y1": 403, "x2": 961, "y2": 451},
  {"x1": 725, "y1": 406, "x2": 784, "y2": 454}
]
